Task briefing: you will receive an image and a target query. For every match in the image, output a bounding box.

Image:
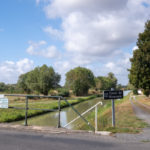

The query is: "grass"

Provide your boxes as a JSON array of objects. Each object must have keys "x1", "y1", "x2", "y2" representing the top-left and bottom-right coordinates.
[
  {"x1": 0, "y1": 95, "x2": 97, "y2": 123},
  {"x1": 77, "y1": 93, "x2": 149, "y2": 133},
  {"x1": 135, "y1": 95, "x2": 150, "y2": 106}
]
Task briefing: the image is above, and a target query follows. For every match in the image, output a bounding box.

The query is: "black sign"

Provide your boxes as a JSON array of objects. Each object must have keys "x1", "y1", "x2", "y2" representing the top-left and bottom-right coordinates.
[{"x1": 103, "y1": 90, "x2": 123, "y2": 100}]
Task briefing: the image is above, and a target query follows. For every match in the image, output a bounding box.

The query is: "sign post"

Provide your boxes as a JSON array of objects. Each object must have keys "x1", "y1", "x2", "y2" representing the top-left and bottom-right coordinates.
[
  {"x1": 103, "y1": 89, "x2": 123, "y2": 127},
  {"x1": 111, "y1": 88, "x2": 115, "y2": 127}
]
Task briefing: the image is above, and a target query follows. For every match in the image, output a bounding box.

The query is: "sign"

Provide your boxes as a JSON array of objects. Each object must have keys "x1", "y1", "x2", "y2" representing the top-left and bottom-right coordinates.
[
  {"x1": 0, "y1": 95, "x2": 4, "y2": 98},
  {"x1": 0, "y1": 97, "x2": 8, "y2": 108},
  {"x1": 103, "y1": 90, "x2": 123, "y2": 100}
]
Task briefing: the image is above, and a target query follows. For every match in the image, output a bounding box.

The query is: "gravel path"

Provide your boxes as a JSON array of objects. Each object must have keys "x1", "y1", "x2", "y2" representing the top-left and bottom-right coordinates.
[
  {"x1": 115, "y1": 95, "x2": 150, "y2": 143},
  {"x1": 130, "y1": 97, "x2": 150, "y2": 124}
]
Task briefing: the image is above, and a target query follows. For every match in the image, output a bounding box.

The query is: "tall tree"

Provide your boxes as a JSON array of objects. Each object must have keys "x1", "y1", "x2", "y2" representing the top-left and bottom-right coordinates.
[
  {"x1": 129, "y1": 20, "x2": 150, "y2": 96},
  {"x1": 65, "y1": 67, "x2": 95, "y2": 96}
]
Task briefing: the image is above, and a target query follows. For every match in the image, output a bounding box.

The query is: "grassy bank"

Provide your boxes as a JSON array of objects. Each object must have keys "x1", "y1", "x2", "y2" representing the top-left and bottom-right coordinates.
[
  {"x1": 0, "y1": 95, "x2": 97, "y2": 123},
  {"x1": 77, "y1": 93, "x2": 149, "y2": 133}
]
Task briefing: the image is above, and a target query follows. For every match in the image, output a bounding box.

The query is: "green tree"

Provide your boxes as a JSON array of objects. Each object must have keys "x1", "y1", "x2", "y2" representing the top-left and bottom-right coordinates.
[
  {"x1": 65, "y1": 67, "x2": 95, "y2": 96},
  {"x1": 129, "y1": 20, "x2": 150, "y2": 96},
  {"x1": 0, "y1": 82, "x2": 7, "y2": 92},
  {"x1": 95, "y1": 72, "x2": 117, "y2": 90},
  {"x1": 17, "y1": 65, "x2": 61, "y2": 95}
]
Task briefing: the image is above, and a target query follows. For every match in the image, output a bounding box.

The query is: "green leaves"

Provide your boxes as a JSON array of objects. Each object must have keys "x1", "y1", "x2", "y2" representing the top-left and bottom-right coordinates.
[
  {"x1": 95, "y1": 72, "x2": 117, "y2": 90},
  {"x1": 129, "y1": 20, "x2": 150, "y2": 96},
  {"x1": 17, "y1": 65, "x2": 61, "y2": 95},
  {"x1": 65, "y1": 67, "x2": 95, "y2": 96}
]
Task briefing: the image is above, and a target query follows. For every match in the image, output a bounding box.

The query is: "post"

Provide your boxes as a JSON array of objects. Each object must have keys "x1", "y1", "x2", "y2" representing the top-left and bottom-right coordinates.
[
  {"x1": 25, "y1": 96, "x2": 28, "y2": 126},
  {"x1": 95, "y1": 105, "x2": 98, "y2": 132},
  {"x1": 112, "y1": 99, "x2": 115, "y2": 127},
  {"x1": 111, "y1": 88, "x2": 115, "y2": 127},
  {"x1": 57, "y1": 97, "x2": 61, "y2": 128}
]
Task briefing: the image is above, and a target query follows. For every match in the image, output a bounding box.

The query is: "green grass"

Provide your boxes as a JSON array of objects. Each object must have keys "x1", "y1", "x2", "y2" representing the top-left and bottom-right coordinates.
[
  {"x1": 77, "y1": 93, "x2": 149, "y2": 133},
  {"x1": 0, "y1": 95, "x2": 97, "y2": 123}
]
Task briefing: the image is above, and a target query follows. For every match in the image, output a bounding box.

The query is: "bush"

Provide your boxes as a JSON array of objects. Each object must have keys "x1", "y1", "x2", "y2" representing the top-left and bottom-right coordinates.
[
  {"x1": 57, "y1": 88, "x2": 70, "y2": 97},
  {"x1": 49, "y1": 89, "x2": 58, "y2": 96},
  {"x1": 133, "y1": 88, "x2": 138, "y2": 95},
  {"x1": 143, "y1": 89, "x2": 150, "y2": 97}
]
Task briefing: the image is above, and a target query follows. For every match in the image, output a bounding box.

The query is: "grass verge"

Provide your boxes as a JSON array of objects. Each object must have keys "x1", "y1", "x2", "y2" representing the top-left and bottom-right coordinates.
[{"x1": 77, "y1": 93, "x2": 149, "y2": 133}]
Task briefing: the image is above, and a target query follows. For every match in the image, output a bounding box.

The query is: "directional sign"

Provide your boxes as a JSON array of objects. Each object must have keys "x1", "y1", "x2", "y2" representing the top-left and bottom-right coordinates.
[
  {"x1": 103, "y1": 90, "x2": 123, "y2": 100},
  {"x1": 0, "y1": 98, "x2": 8, "y2": 108}
]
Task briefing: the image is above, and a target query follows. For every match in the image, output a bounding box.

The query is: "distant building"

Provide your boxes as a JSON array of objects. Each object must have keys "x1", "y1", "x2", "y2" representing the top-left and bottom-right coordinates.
[{"x1": 138, "y1": 89, "x2": 142, "y2": 95}]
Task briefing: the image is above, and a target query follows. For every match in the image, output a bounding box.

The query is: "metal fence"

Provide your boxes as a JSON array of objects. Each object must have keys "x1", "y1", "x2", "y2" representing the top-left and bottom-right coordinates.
[
  {"x1": 3, "y1": 94, "x2": 96, "y2": 131},
  {"x1": 4, "y1": 94, "x2": 62, "y2": 127}
]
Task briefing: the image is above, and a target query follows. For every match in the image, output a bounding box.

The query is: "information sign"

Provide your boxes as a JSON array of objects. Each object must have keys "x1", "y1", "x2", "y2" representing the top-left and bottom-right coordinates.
[
  {"x1": 0, "y1": 96, "x2": 8, "y2": 108},
  {"x1": 103, "y1": 90, "x2": 123, "y2": 100}
]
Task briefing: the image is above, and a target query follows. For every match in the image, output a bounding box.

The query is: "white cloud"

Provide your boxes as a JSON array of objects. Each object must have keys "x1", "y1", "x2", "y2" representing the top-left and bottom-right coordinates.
[
  {"x1": 44, "y1": 0, "x2": 128, "y2": 19},
  {"x1": 44, "y1": 26, "x2": 62, "y2": 39},
  {"x1": 0, "y1": 59, "x2": 34, "y2": 83},
  {"x1": 132, "y1": 45, "x2": 138, "y2": 52},
  {"x1": 26, "y1": 41, "x2": 61, "y2": 58},
  {"x1": 42, "y1": 0, "x2": 150, "y2": 64},
  {"x1": 105, "y1": 62, "x2": 115, "y2": 70},
  {"x1": 37, "y1": 0, "x2": 150, "y2": 85},
  {"x1": 36, "y1": 0, "x2": 49, "y2": 5}
]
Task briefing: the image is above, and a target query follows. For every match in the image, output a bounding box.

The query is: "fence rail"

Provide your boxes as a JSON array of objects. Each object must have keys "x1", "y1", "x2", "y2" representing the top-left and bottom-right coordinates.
[{"x1": 1, "y1": 94, "x2": 100, "y2": 131}]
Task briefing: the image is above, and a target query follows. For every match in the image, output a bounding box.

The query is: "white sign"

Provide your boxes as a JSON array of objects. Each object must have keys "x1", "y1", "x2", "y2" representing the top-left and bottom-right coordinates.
[
  {"x1": 0, "y1": 95, "x2": 4, "y2": 98},
  {"x1": 0, "y1": 98, "x2": 8, "y2": 108}
]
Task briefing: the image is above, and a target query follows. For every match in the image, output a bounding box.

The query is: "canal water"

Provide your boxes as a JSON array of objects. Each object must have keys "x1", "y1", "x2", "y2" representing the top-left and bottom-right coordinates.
[{"x1": 13, "y1": 91, "x2": 130, "y2": 129}]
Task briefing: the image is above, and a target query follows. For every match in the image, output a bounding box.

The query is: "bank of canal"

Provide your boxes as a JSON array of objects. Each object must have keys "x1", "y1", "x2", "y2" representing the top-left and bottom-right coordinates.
[
  {"x1": 12, "y1": 97, "x2": 102, "y2": 129},
  {"x1": 12, "y1": 91, "x2": 130, "y2": 130}
]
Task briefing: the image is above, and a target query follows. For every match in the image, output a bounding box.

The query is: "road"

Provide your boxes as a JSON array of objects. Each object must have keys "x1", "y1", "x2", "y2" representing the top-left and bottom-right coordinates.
[{"x1": 0, "y1": 129, "x2": 150, "y2": 150}]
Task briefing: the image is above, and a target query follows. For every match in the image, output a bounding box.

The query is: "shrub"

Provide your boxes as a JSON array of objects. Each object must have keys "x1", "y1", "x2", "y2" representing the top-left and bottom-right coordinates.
[{"x1": 57, "y1": 88, "x2": 70, "y2": 97}]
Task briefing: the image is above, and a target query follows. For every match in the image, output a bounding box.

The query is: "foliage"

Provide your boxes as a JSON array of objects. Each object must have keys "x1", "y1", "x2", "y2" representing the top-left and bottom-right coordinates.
[
  {"x1": 57, "y1": 88, "x2": 70, "y2": 97},
  {"x1": 95, "y1": 72, "x2": 117, "y2": 90},
  {"x1": 17, "y1": 65, "x2": 61, "y2": 95},
  {"x1": 116, "y1": 84, "x2": 122, "y2": 90},
  {"x1": 0, "y1": 82, "x2": 7, "y2": 92},
  {"x1": 133, "y1": 88, "x2": 138, "y2": 95},
  {"x1": 65, "y1": 67, "x2": 95, "y2": 96},
  {"x1": 0, "y1": 83, "x2": 20, "y2": 93},
  {"x1": 129, "y1": 20, "x2": 150, "y2": 96},
  {"x1": 126, "y1": 83, "x2": 134, "y2": 90}
]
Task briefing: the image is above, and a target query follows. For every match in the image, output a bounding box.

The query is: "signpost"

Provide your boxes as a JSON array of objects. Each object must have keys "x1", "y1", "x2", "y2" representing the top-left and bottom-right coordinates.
[
  {"x1": 0, "y1": 95, "x2": 8, "y2": 109},
  {"x1": 103, "y1": 89, "x2": 123, "y2": 127}
]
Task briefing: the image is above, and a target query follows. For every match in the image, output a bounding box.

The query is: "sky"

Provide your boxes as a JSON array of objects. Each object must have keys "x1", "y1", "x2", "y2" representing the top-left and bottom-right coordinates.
[{"x1": 0, "y1": 0, "x2": 150, "y2": 85}]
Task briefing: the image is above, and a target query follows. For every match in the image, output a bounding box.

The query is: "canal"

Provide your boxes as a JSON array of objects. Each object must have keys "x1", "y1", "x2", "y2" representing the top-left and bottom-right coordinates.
[{"x1": 13, "y1": 91, "x2": 130, "y2": 130}]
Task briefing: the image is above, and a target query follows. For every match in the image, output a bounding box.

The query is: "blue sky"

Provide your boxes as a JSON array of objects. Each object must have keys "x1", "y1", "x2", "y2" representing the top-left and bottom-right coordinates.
[{"x1": 0, "y1": 0, "x2": 150, "y2": 85}]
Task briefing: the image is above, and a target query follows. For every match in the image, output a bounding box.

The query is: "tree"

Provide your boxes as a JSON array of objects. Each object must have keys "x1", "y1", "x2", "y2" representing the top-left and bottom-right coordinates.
[
  {"x1": 17, "y1": 65, "x2": 61, "y2": 95},
  {"x1": 95, "y1": 72, "x2": 117, "y2": 90},
  {"x1": 129, "y1": 20, "x2": 150, "y2": 96},
  {"x1": 65, "y1": 67, "x2": 95, "y2": 96},
  {"x1": 0, "y1": 82, "x2": 7, "y2": 92}
]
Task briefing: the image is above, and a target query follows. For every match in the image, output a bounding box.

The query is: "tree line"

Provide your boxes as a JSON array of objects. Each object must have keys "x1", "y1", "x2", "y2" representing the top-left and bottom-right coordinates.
[{"x1": 0, "y1": 65, "x2": 122, "y2": 96}]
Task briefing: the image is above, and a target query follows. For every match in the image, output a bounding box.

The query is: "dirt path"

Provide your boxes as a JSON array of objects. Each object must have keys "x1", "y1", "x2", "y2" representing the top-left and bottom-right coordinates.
[
  {"x1": 115, "y1": 95, "x2": 150, "y2": 142},
  {"x1": 130, "y1": 95, "x2": 150, "y2": 124}
]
